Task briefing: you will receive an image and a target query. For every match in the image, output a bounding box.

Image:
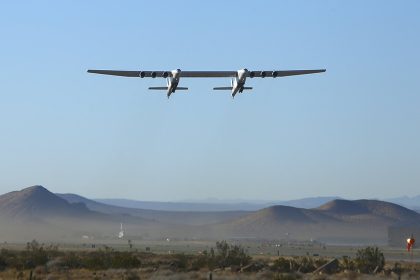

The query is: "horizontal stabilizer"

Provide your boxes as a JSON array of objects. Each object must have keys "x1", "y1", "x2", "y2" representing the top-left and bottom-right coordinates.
[
  {"x1": 177, "y1": 87, "x2": 188, "y2": 90},
  {"x1": 148, "y1": 87, "x2": 168, "y2": 90},
  {"x1": 213, "y1": 87, "x2": 233, "y2": 90},
  {"x1": 243, "y1": 87, "x2": 253, "y2": 90}
]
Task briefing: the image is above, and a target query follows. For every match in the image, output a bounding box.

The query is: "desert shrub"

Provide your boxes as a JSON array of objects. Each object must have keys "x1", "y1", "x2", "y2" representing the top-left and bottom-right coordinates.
[
  {"x1": 273, "y1": 272, "x2": 302, "y2": 280},
  {"x1": 190, "y1": 254, "x2": 209, "y2": 270},
  {"x1": 79, "y1": 252, "x2": 103, "y2": 270},
  {"x1": 109, "y1": 252, "x2": 141, "y2": 269},
  {"x1": 0, "y1": 249, "x2": 17, "y2": 269},
  {"x1": 340, "y1": 256, "x2": 355, "y2": 271},
  {"x1": 124, "y1": 269, "x2": 140, "y2": 280},
  {"x1": 295, "y1": 256, "x2": 316, "y2": 273},
  {"x1": 170, "y1": 254, "x2": 190, "y2": 271},
  {"x1": 392, "y1": 262, "x2": 402, "y2": 276},
  {"x1": 215, "y1": 240, "x2": 251, "y2": 268},
  {"x1": 190, "y1": 241, "x2": 251, "y2": 270},
  {"x1": 354, "y1": 246, "x2": 385, "y2": 273},
  {"x1": 0, "y1": 255, "x2": 6, "y2": 271},
  {"x1": 273, "y1": 257, "x2": 328, "y2": 274},
  {"x1": 191, "y1": 250, "x2": 217, "y2": 271},
  {"x1": 61, "y1": 251, "x2": 83, "y2": 269},
  {"x1": 272, "y1": 257, "x2": 295, "y2": 272},
  {"x1": 58, "y1": 250, "x2": 141, "y2": 270},
  {"x1": 313, "y1": 258, "x2": 328, "y2": 268},
  {"x1": 0, "y1": 240, "x2": 56, "y2": 269},
  {"x1": 23, "y1": 240, "x2": 49, "y2": 268},
  {"x1": 17, "y1": 240, "x2": 60, "y2": 269},
  {"x1": 80, "y1": 250, "x2": 141, "y2": 270}
]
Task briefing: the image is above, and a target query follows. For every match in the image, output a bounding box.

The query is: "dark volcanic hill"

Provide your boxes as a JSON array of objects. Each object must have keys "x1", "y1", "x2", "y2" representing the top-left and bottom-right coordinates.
[{"x1": 0, "y1": 185, "x2": 89, "y2": 218}]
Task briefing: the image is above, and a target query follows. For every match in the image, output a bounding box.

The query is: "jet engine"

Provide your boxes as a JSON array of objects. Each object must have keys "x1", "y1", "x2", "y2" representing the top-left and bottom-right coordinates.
[
  {"x1": 162, "y1": 71, "x2": 169, "y2": 78},
  {"x1": 272, "y1": 71, "x2": 278, "y2": 78},
  {"x1": 260, "y1": 71, "x2": 266, "y2": 78},
  {"x1": 151, "y1": 71, "x2": 157, "y2": 78},
  {"x1": 139, "y1": 71, "x2": 146, "y2": 78}
]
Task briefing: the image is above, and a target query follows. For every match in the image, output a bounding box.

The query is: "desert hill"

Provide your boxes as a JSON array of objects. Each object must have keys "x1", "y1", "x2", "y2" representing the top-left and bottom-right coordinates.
[
  {"x1": 316, "y1": 199, "x2": 420, "y2": 225},
  {"x1": 220, "y1": 199, "x2": 420, "y2": 243},
  {"x1": 0, "y1": 186, "x2": 89, "y2": 218},
  {"x1": 0, "y1": 186, "x2": 173, "y2": 242}
]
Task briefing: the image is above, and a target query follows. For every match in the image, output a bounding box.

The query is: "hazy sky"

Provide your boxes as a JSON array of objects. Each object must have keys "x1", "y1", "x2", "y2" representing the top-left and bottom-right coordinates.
[{"x1": 1, "y1": 1, "x2": 419, "y2": 201}]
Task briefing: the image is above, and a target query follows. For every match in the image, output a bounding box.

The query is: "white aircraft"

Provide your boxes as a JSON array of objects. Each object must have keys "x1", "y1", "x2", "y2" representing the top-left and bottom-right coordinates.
[{"x1": 87, "y1": 68, "x2": 326, "y2": 99}]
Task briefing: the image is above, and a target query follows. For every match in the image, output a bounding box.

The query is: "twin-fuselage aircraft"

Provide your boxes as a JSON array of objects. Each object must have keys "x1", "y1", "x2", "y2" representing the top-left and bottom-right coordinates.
[{"x1": 87, "y1": 68, "x2": 326, "y2": 99}]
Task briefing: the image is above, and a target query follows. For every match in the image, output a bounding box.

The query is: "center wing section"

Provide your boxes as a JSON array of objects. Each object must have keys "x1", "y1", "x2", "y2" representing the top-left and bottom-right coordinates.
[{"x1": 180, "y1": 71, "x2": 237, "y2": 78}]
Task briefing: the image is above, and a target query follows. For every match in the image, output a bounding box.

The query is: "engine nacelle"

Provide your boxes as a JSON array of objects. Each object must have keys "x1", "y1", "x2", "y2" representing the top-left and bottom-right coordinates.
[
  {"x1": 249, "y1": 71, "x2": 255, "y2": 78},
  {"x1": 260, "y1": 71, "x2": 266, "y2": 78},
  {"x1": 272, "y1": 71, "x2": 278, "y2": 78},
  {"x1": 139, "y1": 71, "x2": 146, "y2": 78},
  {"x1": 151, "y1": 71, "x2": 157, "y2": 78},
  {"x1": 162, "y1": 72, "x2": 169, "y2": 78}
]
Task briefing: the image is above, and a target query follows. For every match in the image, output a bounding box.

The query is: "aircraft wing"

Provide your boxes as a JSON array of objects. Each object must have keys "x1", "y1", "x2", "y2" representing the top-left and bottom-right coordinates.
[
  {"x1": 87, "y1": 69, "x2": 326, "y2": 78},
  {"x1": 88, "y1": 70, "x2": 162, "y2": 77},
  {"x1": 249, "y1": 69, "x2": 326, "y2": 78}
]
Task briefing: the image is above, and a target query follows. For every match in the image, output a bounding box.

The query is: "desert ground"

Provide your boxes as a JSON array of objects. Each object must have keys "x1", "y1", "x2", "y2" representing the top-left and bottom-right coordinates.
[{"x1": 0, "y1": 239, "x2": 419, "y2": 279}]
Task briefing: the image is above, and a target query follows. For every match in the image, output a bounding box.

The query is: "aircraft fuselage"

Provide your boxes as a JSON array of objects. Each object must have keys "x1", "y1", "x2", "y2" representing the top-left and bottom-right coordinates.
[
  {"x1": 166, "y1": 69, "x2": 181, "y2": 97},
  {"x1": 231, "y1": 69, "x2": 248, "y2": 98}
]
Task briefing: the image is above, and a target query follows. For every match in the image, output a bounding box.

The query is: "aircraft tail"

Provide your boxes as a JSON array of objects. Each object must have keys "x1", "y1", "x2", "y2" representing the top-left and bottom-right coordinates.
[
  {"x1": 213, "y1": 87, "x2": 252, "y2": 90},
  {"x1": 213, "y1": 87, "x2": 233, "y2": 90},
  {"x1": 148, "y1": 87, "x2": 188, "y2": 90}
]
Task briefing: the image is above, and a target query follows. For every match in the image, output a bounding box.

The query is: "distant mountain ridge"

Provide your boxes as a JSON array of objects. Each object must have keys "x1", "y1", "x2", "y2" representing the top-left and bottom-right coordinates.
[
  {"x1": 2, "y1": 186, "x2": 420, "y2": 244},
  {"x1": 386, "y1": 195, "x2": 420, "y2": 210},
  {"x1": 93, "y1": 196, "x2": 341, "y2": 212},
  {"x1": 95, "y1": 195, "x2": 420, "y2": 212},
  {"x1": 57, "y1": 193, "x2": 249, "y2": 226}
]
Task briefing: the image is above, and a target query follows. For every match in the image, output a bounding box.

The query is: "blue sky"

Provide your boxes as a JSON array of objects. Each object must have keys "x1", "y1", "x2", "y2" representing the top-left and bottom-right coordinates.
[{"x1": 0, "y1": 1, "x2": 419, "y2": 201}]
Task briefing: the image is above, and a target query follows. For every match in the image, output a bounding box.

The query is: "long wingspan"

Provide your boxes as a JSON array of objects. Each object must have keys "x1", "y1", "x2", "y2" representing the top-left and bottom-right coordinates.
[
  {"x1": 87, "y1": 68, "x2": 326, "y2": 98},
  {"x1": 87, "y1": 69, "x2": 326, "y2": 78}
]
